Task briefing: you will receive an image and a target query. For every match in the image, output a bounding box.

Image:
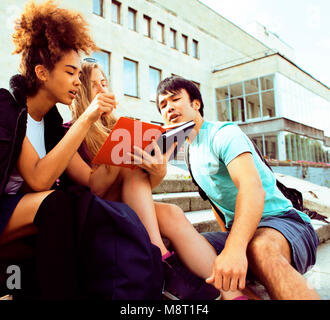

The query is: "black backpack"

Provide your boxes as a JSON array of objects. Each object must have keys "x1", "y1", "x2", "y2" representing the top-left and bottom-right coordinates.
[
  {"x1": 34, "y1": 186, "x2": 164, "y2": 300},
  {"x1": 184, "y1": 140, "x2": 328, "y2": 226}
]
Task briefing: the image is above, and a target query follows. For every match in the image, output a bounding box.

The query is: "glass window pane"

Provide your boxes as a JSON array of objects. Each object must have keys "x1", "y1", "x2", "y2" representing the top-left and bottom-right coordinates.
[
  {"x1": 182, "y1": 34, "x2": 188, "y2": 54},
  {"x1": 231, "y1": 98, "x2": 244, "y2": 122},
  {"x1": 244, "y1": 78, "x2": 258, "y2": 94},
  {"x1": 143, "y1": 15, "x2": 151, "y2": 37},
  {"x1": 170, "y1": 28, "x2": 176, "y2": 48},
  {"x1": 149, "y1": 67, "x2": 161, "y2": 101},
  {"x1": 260, "y1": 75, "x2": 274, "y2": 91},
  {"x1": 112, "y1": 1, "x2": 120, "y2": 24},
  {"x1": 229, "y1": 82, "x2": 243, "y2": 97},
  {"x1": 216, "y1": 87, "x2": 229, "y2": 101},
  {"x1": 128, "y1": 8, "x2": 136, "y2": 31},
  {"x1": 217, "y1": 100, "x2": 230, "y2": 121},
  {"x1": 93, "y1": 0, "x2": 103, "y2": 16},
  {"x1": 123, "y1": 58, "x2": 138, "y2": 97},
  {"x1": 192, "y1": 40, "x2": 198, "y2": 58},
  {"x1": 264, "y1": 135, "x2": 278, "y2": 159},
  {"x1": 261, "y1": 90, "x2": 275, "y2": 118},
  {"x1": 251, "y1": 136, "x2": 264, "y2": 155},
  {"x1": 246, "y1": 94, "x2": 261, "y2": 120},
  {"x1": 156, "y1": 22, "x2": 164, "y2": 43},
  {"x1": 92, "y1": 51, "x2": 110, "y2": 80}
]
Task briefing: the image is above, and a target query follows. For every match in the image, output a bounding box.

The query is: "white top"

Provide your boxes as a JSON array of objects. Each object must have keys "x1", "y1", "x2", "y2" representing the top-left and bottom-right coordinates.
[
  {"x1": 4, "y1": 114, "x2": 46, "y2": 194},
  {"x1": 26, "y1": 114, "x2": 46, "y2": 159}
]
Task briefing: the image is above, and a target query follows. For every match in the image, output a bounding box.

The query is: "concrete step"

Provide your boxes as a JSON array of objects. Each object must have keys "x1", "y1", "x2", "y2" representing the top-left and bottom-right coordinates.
[
  {"x1": 153, "y1": 179, "x2": 198, "y2": 194},
  {"x1": 185, "y1": 209, "x2": 330, "y2": 243},
  {"x1": 153, "y1": 191, "x2": 211, "y2": 212}
]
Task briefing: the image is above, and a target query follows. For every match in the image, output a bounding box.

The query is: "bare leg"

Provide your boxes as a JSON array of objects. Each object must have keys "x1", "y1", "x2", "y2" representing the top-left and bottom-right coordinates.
[
  {"x1": 154, "y1": 202, "x2": 216, "y2": 277},
  {"x1": 154, "y1": 202, "x2": 251, "y2": 299},
  {"x1": 0, "y1": 190, "x2": 54, "y2": 245},
  {"x1": 121, "y1": 169, "x2": 168, "y2": 255},
  {"x1": 247, "y1": 227, "x2": 320, "y2": 300}
]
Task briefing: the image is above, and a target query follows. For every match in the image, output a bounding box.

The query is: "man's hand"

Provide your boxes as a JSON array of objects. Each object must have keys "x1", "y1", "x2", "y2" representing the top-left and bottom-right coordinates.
[
  {"x1": 127, "y1": 140, "x2": 177, "y2": 188},
  {"x1": 206, "y1": 247, "x2": 248, "y2": 291}
]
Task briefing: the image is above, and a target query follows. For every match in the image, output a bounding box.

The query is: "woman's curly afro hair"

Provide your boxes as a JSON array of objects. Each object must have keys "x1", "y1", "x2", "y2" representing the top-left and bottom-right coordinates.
[{"x1": 12, "y1": 0, "x2": 97, "y2": 95}]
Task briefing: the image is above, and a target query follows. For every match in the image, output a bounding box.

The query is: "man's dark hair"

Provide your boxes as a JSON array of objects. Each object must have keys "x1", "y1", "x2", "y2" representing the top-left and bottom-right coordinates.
[{"x1": 156, "y1": 76, "x2": 204, "y2": 117}]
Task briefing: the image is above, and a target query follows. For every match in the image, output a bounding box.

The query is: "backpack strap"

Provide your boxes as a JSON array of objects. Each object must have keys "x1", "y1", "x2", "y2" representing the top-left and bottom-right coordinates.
[
  {"x1": 184, "y1": 144, "x2": 227, "y2": 231},
  {"x1": 249, "y1": 139, "x2": 304, "y2": 212}
]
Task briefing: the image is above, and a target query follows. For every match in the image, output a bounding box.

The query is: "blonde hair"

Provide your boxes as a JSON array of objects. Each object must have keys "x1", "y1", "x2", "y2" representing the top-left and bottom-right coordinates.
[{"x1": 70, "y1": 62, "x2": 117, "y2": 160}]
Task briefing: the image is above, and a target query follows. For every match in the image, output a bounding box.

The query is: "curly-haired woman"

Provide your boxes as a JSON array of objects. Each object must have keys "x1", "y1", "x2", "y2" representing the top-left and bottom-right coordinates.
[{"x1": 0, "y1": 0, "x2": 115, "y2": 246}]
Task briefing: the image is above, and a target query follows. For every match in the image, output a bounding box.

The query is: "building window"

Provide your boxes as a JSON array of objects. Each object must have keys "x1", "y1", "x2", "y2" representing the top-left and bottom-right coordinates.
[
  {"x1": 156, "y1": 22, "x2": 165, "y2": 44},
  {"x1": 216, "y1": 87, "x2": 230, "y2": 121},
  {"x1": 170, "y1": 28, "x2": 177, "y2": 49},
  {"x1": 244, "y1": 78, "x2": 259, "y2": 94},
  {"x1": 91, "y1": 50, "x2": 111, "y2": 81},
  {"x1": 285, "y1": 133, "x2": 328, "y2": 162},
  {"x1": 251, "y1": 135, "x2": 278, "y2": 159},
  {"x1": 111, "y1": 0, "x2": 121, "y2": 24},
  {"x1": 182, "y1": 34, "x2": 188, "y2": 54},
  {"x1": 246, "y1": 94, "x2": 261, "y2": 120},
  {"x1": 261, "y1": 91, "x2": 275, "y2": 118},
  {"x1": 93, "y1": 0, "x2": 104, "y2": 17},
  {"x1": 123, "y1": 58, "x2": 138, "y2": 97},
  {"x1": 128, "y1": 7, "x2": 137, "y2": 31},
  {"x1": 215, "y1": 74, "x2": 275, "y2": 123},
  {"x1": 260, "y1": 75, "x2": 274, "y2": 90},
  {"x1": 143, "y1": 15, "x2": 151, "y2": 38},
  {"x1": 192, "y1": 39, "x2": 199, "y2": 58},
  {"x1": 251, "y1": 136, "x2": 264, "y2": 156},
  {"x1": 149, "y1": 67, "x2": 161, "y2": 101}
]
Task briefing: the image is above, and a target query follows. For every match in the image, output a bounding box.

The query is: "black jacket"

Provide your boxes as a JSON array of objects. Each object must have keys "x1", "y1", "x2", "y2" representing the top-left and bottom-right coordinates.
[{"x1": 0, "y1": 75, "x2": 66, "y2": 196}]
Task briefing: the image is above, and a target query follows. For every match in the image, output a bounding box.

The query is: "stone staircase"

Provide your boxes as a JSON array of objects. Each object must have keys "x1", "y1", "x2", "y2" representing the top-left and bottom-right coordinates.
[{"x1": 152, "y1": 174, "x2": 221, "y2": 233}]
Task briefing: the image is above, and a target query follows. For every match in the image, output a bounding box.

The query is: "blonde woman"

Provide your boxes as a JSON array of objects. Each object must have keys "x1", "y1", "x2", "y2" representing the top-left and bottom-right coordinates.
[{"x1": 68, "y1": 62, "x2": 253, "y2": 300}]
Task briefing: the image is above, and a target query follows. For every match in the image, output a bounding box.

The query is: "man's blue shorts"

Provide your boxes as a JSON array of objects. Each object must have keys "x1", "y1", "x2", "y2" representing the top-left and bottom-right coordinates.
[{"x1": 202, "y1": 209, "x2": 319, "y2": 275}]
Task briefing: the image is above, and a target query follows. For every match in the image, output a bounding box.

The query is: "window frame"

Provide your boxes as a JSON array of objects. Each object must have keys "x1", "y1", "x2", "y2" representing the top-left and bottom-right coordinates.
[
  {"x1": 93, "y1": 0, "x2": 104, "y2": 17},
  {"x1": 143, "y1": 15, "x2": 151, "y2": 38},
  {"x1": 192, "y1": 39, "x2": 199, "y2": 58},
  {"x1": 149, "y1": 66, "x2": 162, "y2": 102},
  {"x1": 182, "y1": 34, "x2": 188, "y2": 54},
  {"x1": 111, "y1": 0, "x2": 121, "y2": 24},
  {"x1": 127, "y1": 7, "x2": 137, "y2": 31},
  {"x1": 123, "y1": 58, "x2": 139, "y2": 98},
  {"x1": 170, "y1": 28, "x2": 177, "y2": 49},
  {"x1": 156, "y1": 22, "x2": 165, "y2": 44}
]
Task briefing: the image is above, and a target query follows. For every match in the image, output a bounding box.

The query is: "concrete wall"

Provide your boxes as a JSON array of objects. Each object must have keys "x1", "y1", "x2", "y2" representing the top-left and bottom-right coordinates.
[
  {"x1": 0, "y1": 0, "x2": 270, "y2": 124},
  {"x1": 271, "y1": 165, "x2": 330, "y2": 188},
  {"x1": 1, "y1": 0, "x2": 328, "y2": 141}
]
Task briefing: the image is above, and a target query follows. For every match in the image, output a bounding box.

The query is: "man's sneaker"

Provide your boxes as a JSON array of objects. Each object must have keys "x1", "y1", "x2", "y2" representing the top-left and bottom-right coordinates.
[{"x1": 162, "y1": 252, "x2": 221, "y2": 300}]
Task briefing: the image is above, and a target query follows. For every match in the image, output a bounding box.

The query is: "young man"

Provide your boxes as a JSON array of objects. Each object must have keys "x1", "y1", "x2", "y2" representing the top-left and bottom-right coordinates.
[{"x1": 155, "y1": 76, "x2": 320, "y2": 300}]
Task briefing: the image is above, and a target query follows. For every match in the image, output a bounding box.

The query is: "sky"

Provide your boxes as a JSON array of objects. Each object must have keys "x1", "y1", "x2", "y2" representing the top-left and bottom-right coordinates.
[{"x1": 199, "y1": 0, "x2": 330, "y2": 88}]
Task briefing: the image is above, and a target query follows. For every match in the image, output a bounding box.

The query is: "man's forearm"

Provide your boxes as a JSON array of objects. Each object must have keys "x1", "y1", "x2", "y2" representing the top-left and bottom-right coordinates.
[{"x1": 225, "y1": 186, "x2": 265, "y2": 251}]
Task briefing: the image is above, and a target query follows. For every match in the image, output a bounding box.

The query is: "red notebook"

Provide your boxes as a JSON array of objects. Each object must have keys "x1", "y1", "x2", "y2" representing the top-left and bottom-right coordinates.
[{"x1": 92, "y1": 117, "x2": 195, "y2": 169}]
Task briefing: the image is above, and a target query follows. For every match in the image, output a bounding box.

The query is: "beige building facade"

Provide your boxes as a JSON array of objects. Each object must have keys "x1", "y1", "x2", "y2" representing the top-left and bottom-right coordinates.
[{"x1": 0, "y1": 0, "x2": 329, "y2": 162}]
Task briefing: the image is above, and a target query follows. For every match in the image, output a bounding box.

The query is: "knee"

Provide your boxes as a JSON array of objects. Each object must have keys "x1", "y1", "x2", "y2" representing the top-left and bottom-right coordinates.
[
  {"x1": 247, "y1": 234, "x2": 290, "y2": 273},
  {"x1": 156, "y1": 203, "x2": 188, "y2": 233},
  {"x1": 247, "y1": 234, "x2": 281, "y2": 263},
  {"x1": 166, "y1": 204, "x2": 187, "y2": 223}
]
